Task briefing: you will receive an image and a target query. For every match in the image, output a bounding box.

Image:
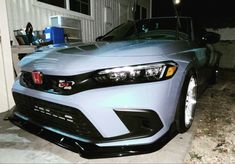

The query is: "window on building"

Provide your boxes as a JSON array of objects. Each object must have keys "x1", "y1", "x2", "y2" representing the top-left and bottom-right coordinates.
[
  {"x1": 70, "y1": 0, "x2": 90, "y2": 15},
  {"x1": 135, "y1": 5, "x2": 140, "y2": 20},
  {"x1": 135, "y1": 5, "x2": 147, "y2": 20},
  {"x1": 38, "y1": 0, "x2": 91, "y2": 15},
  {"x1": 38, "y1": 0, "x2": 66, "y2": 8},
  {"x1": 142, "y1": 7, "x2": 147, "y2": 19}
]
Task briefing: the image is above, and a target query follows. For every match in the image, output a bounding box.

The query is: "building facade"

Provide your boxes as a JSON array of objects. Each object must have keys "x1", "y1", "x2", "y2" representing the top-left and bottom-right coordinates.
[{"x1": 7, "y1": 0, "x2": 151, "y2": 44}]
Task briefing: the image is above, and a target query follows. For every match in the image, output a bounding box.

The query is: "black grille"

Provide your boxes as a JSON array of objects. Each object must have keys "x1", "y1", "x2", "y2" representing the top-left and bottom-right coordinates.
[
  {"x1": 20, "y1": 72, "x2": 73, "y2": 95},
  {"x1": 19, "y1": 71, "x2": 95, "y2": 95},
  {"x1": 20, "y1": 72, "x2": 54, "y2": 89},
  {"x1": 13, "y1": 92, "x2": 102, "y2": 140}
]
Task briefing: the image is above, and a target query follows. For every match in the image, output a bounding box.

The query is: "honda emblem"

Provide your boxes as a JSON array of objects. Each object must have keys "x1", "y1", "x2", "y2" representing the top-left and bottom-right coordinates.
[{"x1": 32, "y1": 71, "x2": 43, "y2": 85}]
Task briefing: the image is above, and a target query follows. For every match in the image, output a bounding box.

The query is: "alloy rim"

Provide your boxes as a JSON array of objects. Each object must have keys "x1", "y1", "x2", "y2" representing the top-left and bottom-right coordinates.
[{"x1": 185, "y1": 76, "x2": 197, "y2": 127}]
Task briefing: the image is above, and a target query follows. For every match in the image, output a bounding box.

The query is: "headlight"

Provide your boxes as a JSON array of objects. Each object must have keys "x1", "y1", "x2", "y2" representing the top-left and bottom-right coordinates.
[{"x1": 94, "y1": 61, "x2": 178, "y2": 84}]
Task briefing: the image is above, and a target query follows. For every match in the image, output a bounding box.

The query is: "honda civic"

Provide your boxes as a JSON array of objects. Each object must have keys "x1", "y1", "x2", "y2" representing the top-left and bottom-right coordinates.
[{"x1": 8, "y1": 17, "x2": 220, "y2": 158}]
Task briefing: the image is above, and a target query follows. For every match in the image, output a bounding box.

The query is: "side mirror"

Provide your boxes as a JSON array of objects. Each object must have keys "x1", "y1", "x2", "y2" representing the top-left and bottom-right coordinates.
[
  {"x1": 202, "y1": 32, "x2": 220, "y2": 44},
  {"x1": 96, "y1": 36, "x2": 103, "y2": 42}
]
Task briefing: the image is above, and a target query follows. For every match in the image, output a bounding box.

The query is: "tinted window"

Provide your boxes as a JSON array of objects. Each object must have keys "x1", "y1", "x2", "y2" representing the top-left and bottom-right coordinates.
[
  {"x1": 99, "y1": 18, "x2": 193, "y2": 42},
  {"x1": 101, "y1": 22, "x2": 136, "y2": 41}
]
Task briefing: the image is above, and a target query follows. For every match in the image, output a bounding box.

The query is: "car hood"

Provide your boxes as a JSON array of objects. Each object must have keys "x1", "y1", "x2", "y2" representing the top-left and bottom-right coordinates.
[{"x1": 20, "y1": 40, "x2": 191, "y2": 76}]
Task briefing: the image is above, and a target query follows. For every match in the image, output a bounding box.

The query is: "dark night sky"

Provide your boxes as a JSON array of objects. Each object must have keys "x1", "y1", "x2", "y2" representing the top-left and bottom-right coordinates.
[{"x1": 152, "y1": 0, "x2": 235, "y2": 28}]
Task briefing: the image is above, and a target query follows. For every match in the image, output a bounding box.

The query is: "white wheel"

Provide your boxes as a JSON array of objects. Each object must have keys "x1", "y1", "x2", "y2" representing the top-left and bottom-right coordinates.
[
  {"x1": 184, "y1": 76, "x2": 197, "y2": 127},
  {"x1": 176, "y1": 72, "x2": 198, "y2": 133}
]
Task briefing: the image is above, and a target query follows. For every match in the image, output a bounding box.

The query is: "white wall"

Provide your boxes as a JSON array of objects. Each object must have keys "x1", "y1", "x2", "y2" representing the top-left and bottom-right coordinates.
[
  {"x1": 207, "y1": 28, "x2": 235, "y2": 69},
  {"x1": 208, "y1": 28, "x2": 235, "y2": 41},
  {"x1": 213, "y1": 41, "x2": 235, "y2": 69},
  {"x1": 0, "y1": 0, "x2": 15, "y2": 113},
  {"x1": 7, "y1": 0, "x2": 150, "y2": 44},
  {"x1": 0, "y1": 35, "x2": 9, "y2": 112}
]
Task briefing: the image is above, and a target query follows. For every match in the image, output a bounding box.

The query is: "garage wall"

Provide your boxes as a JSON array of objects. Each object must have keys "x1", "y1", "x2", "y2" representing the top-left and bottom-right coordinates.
[{"x1": 6, "y1": 0, "x2": 150, "y2": 44}]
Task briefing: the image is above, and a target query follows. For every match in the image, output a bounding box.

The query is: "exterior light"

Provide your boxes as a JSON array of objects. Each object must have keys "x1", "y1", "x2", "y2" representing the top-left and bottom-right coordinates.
[{"x1": 174, "y1": 0, "x2": 181, "y2": 5}]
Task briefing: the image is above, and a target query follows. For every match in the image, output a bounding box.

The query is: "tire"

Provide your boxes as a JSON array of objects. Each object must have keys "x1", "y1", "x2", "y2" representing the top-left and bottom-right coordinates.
[
  {"x1": 176, "y1": 71, "x2": 198, "y2": 133},
  {"x1": 210, "y1": 54, "x2": 221, "y2": 85},
  {"x1": 208, "y1": 48, "x2": 221, "y2": 85},
  {"x1": 209, "y1": 67, "x2": 218, "y2": 85}
]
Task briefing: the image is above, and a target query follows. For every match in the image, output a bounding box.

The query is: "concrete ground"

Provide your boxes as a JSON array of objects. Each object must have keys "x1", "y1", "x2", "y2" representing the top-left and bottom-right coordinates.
[{"x1": 0, "y1": 114, "x2": 192, "y2": 163}]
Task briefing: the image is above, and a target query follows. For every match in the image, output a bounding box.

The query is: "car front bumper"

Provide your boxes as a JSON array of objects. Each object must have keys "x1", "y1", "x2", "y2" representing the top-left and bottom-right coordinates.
[
  {"x1": 7, "y1": 109, "x2": 177, "y2": 158},
  {"x1": 10, "y1": 74, "x2": 183, "y2": 157}
]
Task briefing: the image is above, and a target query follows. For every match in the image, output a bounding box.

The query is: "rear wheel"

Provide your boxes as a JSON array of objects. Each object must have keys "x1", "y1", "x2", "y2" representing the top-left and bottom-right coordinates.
[
  {"x1": 209, "y1": 67, "x2": 218, "y2": 84},
  {"x1": 176, "y1": 72, "x2": 198, "y2": 133},
  {"x1": 210, "y1": 62, "x2": 220, "y2": 85}
]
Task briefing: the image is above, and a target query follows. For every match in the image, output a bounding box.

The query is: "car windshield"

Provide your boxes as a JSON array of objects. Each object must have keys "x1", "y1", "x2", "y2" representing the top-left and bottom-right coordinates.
[{"x1": 100, "y1": 17, "x2": 192, "y2": 41}]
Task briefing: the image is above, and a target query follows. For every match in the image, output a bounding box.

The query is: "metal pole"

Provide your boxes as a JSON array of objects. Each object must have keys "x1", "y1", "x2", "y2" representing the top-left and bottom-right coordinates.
[{"x1": 172, "y1": 0, "x2": 181, "y2": 39}]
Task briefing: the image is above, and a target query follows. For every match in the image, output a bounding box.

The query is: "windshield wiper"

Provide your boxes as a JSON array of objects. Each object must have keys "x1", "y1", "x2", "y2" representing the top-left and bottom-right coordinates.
[{"x1": 102, "y1": 36, "x2": 114, "y2": 41}]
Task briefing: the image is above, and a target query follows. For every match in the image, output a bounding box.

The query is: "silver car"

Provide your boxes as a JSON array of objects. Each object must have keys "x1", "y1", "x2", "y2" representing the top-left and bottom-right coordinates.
[{"x1": 9, "y1": 17, "x2": 220, "y2": 158}]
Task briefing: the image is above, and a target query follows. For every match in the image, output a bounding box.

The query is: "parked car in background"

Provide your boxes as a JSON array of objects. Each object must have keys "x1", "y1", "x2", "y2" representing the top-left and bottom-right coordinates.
[{"x1": 8, "y1": 17, "x2": 220, "y2": 158}]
